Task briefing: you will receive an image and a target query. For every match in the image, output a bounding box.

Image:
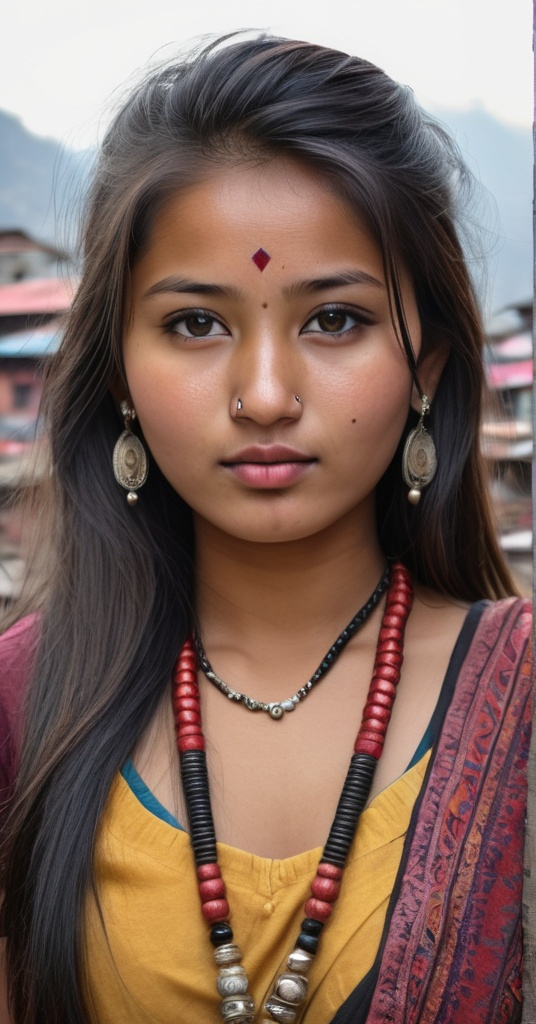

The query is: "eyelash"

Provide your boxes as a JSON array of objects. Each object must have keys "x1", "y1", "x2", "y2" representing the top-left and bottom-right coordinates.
[{"x1": 162, "y1": 303, "x2": 375, "y2": 341}]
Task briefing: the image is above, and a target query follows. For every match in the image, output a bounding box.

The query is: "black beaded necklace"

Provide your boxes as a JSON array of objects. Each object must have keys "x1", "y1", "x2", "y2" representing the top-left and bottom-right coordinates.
[{"x1": 193, "y1": 566, "x2": 391, "y2": 719}]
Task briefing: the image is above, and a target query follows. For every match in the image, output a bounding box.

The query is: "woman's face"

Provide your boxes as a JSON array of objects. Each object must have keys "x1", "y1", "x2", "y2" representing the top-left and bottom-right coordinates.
[{"x1": 123, "y1": 158, "x2": 421, "y2": 545}]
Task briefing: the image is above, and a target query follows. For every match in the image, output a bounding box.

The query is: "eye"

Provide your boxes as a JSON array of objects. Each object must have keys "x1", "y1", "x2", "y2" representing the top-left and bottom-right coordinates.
[
  {"x1": 163, "y1": 309, "x2": 229, "y2": 340},
  {"x1": 302, "y1": 305, "x2": 373, "y2": 336}
]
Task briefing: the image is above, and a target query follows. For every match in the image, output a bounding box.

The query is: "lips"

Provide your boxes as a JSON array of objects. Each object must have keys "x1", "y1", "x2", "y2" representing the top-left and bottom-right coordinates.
[
  {"x1": 221, "y1": 445, "x2": 317, "y2": 488},
  {"x1": 222, "y1": 445, "x2": 315, "y2": 465}
]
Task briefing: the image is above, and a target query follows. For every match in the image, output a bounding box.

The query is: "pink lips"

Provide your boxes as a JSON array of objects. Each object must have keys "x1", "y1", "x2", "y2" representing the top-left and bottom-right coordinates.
[{"x1": 221, "y1": 445, "x2": 316, "y2": 489}]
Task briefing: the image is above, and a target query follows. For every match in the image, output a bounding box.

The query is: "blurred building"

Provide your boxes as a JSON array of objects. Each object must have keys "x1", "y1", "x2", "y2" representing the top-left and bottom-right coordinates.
[
  {"x1": 0, "y1": 230, "x2": 70, "y2": 600},
  {"x1": 483, "y1": 300, "x2": 532, "y2": 595}
]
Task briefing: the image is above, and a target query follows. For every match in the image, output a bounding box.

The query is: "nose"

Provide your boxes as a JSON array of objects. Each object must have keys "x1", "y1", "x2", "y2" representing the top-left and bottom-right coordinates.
[{"x1": 231, "y1": 329, "x2": 303, "y2": 426}]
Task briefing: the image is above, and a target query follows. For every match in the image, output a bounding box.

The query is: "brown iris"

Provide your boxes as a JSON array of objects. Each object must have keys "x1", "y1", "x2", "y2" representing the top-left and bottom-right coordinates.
[{"x1": 316, "y1": 310, "x2": 348, "y2": 332}]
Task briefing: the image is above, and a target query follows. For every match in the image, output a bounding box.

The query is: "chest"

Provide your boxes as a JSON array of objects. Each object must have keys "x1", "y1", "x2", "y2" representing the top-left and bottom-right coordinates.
[{"x1": 133, "y1": 634, "x2": 446, "y2": 859}]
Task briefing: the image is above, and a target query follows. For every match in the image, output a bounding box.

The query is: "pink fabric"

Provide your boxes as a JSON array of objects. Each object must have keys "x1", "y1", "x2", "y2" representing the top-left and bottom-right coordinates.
[
  {"x1": 366, "y1": 598, "x2": 532, "y2": 1024},
  {"x1": 0, "y1": 615, "x2": 38, "y2": 799}
]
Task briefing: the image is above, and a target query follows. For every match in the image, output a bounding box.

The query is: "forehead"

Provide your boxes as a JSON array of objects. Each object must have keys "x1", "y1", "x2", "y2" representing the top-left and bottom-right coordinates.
[{"x1": 133, "y1": 158, "x2": 386, "y2": 285}]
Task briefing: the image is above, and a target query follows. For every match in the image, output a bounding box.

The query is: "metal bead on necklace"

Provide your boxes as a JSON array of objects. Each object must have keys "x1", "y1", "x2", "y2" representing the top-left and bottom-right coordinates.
[
  {"x1": 194, "y1": 566, "x2": 390, "y2": 720},
  {"x1": 173, "y1": 562, "x2": 413, "y2": 1023}
]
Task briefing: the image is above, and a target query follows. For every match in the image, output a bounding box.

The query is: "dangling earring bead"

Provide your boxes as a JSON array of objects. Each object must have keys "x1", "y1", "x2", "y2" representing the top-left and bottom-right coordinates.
[
  {"x1": 112, "y1": 400, "x2": 148, "y2": 505},
  {"x1": 402, "y1": 394, "x2": 437, "y2": 505}
]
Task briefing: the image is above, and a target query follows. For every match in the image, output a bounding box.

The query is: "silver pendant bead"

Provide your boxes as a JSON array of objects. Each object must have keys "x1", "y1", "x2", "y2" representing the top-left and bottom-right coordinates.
[
  {"x1": 264, "y1": 997, "x2": 298, "y2": 1022},
  {"x1": 219, "y1": 994, "x2": 255, "y2": 1021},
  {"x1": 287, "y1": 948, "x2": 314, "y2": 973},
  {"x1": 274, "y1": 974, "x2": 308, "y2": 1004},
  {"x1": 268, "y1": 704, "x2": 284, "y2": 719},
  {"x1": 214, "y1": 943, "x2": 243, "y2": 966},
  {"x1": 217, "y1": 966, "x2": 249, "y2": 997}
]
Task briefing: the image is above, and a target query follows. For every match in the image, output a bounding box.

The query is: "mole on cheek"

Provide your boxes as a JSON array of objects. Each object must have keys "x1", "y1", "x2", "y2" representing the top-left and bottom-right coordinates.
[
  {"x1": 262, "y1": 303, "x2": 268, "y2": 309},
  {"x1": 351, "y1": 418, "x2": 356, "y2": 424}
]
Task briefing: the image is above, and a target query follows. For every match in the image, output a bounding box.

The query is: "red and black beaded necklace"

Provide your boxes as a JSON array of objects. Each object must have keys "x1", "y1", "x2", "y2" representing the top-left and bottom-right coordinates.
[{"x1": 173, "y1": 561, "x2": 413, "y2": 1024}]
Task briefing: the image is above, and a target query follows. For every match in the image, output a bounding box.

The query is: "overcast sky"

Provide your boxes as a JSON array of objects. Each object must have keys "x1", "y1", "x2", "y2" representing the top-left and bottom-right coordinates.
[{"x1": 2, "y1": 0, "x2": 533, "y2": 149}]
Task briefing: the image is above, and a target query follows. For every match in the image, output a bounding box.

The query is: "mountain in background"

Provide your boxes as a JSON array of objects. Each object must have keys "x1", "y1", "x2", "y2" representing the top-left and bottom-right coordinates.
[
  {"x1": 430, "y1": 106, "x2": 532, "y2": 314},
  {"x1": 0, "y1": 105, "x2": 531, "y2": 314},
  {"x1": 0, "y1": 109, "x2": 92, "y2": 249}
]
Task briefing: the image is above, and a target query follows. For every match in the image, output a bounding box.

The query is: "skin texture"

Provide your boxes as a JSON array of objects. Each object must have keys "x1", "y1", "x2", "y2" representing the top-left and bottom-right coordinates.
[
  {"x1": 125, "y1": 158, "x2": 421, "y2": 548},
  {"x1": 124, "y1": 158, "x2": 465, "y2": 859}
]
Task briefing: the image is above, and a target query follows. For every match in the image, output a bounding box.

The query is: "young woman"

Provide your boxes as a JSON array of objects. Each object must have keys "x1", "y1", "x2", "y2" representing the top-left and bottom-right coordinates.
[{"x1": 0, "y1": 34, "x2": 531, "y2": 1024}]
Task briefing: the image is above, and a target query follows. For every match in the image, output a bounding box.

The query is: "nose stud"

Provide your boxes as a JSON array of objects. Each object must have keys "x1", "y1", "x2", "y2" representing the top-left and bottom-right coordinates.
[
  {"x1": 295, "y1": 395, "x2": 301, "y2": 404},
  {"x1": 236, "y1": 399, "x2": 243, "y2": 412}
]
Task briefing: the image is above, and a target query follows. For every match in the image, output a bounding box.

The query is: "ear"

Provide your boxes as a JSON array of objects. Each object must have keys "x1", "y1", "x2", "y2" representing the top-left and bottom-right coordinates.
[
  {"x1": 410, "y1": 341, "x2": 450, "y2": 413},
  {"x1": 109, "y1": 373, "x2": 129, "y2": 409}
]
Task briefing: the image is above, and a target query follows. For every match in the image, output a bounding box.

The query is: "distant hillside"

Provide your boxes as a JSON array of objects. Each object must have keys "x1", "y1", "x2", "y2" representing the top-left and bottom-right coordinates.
[
  {"x1": 431, "y1": 106, "x2": 532, "y2": 312},
  {"x1": 0, "y1": 106, "x2": 531, "y2": 313},
  {"x1": 0, "y1": 109, "x2": 92, "y2": 247}
]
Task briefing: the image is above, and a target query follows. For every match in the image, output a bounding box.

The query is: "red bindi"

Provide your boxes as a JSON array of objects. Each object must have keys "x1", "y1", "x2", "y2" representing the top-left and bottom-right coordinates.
[{"x1": 251, "y1": 248, "x2": 271, "y2": 271}]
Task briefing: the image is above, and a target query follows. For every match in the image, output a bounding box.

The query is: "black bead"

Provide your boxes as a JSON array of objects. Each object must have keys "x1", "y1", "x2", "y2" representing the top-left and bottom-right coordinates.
[
  {"x1": 210, "y1": 922, "x2": 234, "y2": 947},
  {"x1": 297, "y1": 933, "x2": 319, "y2": 954},
  {"x1": 301, "y1": 918, "x2": 324, "y2": 936}
]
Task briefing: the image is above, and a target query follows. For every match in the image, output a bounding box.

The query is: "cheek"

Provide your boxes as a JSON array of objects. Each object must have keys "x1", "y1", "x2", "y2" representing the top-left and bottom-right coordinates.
[
  {"x1": 331, "y1": 366, "x2": 411, "y2": 476},
  {"x1": 124, "y1": 355, "x2": 207, "y2": 478}
]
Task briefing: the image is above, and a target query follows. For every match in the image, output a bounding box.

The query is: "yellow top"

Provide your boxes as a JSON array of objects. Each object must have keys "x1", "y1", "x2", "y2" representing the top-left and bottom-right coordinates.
[{"x1": 85, "y1": 752, "x2": 430, "y2": 1024}]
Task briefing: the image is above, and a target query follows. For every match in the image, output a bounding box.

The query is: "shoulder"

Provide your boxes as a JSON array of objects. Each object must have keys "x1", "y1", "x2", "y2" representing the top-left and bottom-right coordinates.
[
  {"x1": 0, "y1": 614, "x2": 39, "y2": 707},
  {"x1": 0, "y1": 614, "x2": 39, "y2": 795},
  {"x1": 467, "y1": 596, "x2": 531, "y2": 685}
]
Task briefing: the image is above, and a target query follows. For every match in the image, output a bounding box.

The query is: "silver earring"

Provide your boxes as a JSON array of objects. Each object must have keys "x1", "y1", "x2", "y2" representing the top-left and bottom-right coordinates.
[
  {"x1": 402, "y1": 395, "x2": 437, "y2": 505},
  {"x1": 113, "y1": 401, "x2": 148, "y2": 506}
]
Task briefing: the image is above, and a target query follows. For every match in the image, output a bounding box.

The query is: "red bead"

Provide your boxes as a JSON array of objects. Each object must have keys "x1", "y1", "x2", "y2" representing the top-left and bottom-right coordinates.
[
  {"x1": 201, "y1": 898, "x2": 230, "y2": 923},
  {"x1": 360, "y1": 717, "x2": 387, "y2": 736},
  {"x1": 317, "y1": 863, "x2": 342, "y2": 880},
  {"x1": 304, "y1": 898, "x2": 333, "y2": 922},
  {"x1": 354, "y1": 736, "x2": 383, "y2": 758},
  {"x1": 199, "y1": 878, "x2": 226, "y2": 901},
  {"x1": 177, "y1": 724, "x2": 203, "y2": 736},
  {"x1": 366, "y1": 691, "x2": 392, "y2": 709},
  {"x1": 178, "y1": 710, "x2": 200, "y2": 725},
  {"x1": 311, "y1": 876, "x2": 340, "y2": 902},
  {"x1": 197, "y1": 864, "x2": 221, "y2": 881},
  {"x1": 378, "y1": 627, "x2": 402, "y2": 643},
  {"x1": 178, "y1": 735, "x2": 205, "y2": 752},
  {"x1": 363, "y1": 705, "x2": 390, "y2": 723},
  {"x1": 372, "y1": 664, "x2": 399, "y2": 684},
  {"x1": 358, "y1": 726, "x2": 385, "y2": 741},
  {"x1": 369, "y1": 678, "x2": 397, "y2": 697},
  {"x1": 176, "y1": 683, "x2": 198, "y2": 698},
  {"x1": 382, "y1": 614, "x2": 407, "y2": 629},
  {"x1": 386, "y1": 598, "x2": 411, "y2": 615},
  {"x1": 177, "y1": 670, "x2": 197, "y2": 685},
  {"x1": 376, "y1": 639, "x2": 402, "y2": 654},
  {"x1": 179, "y1": 698, "x2": 200, "y2": 713},
  {"x1": 374, "y1": 651, "x2": 402, "y2": 667}
]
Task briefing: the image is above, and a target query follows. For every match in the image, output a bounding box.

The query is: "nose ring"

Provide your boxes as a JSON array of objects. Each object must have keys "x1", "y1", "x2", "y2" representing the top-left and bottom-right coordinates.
[
  {"x1": 236, "y1": 399, "x2": 243, "y2": 412},
  {"x1": 295, "y1": 395, "x2": 302, "y2": 404}
]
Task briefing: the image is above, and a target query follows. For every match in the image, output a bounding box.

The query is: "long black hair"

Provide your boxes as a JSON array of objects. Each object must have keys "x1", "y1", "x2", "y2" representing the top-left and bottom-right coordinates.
[{"x1": 1, "y1": 34, "x2": 515, "y2": 1023}]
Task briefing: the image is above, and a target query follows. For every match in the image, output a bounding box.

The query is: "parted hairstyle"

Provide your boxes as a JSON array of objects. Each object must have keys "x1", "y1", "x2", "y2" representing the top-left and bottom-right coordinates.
[{"x1": 1, "y1": 33, "x2": 515, "y2": 1023}]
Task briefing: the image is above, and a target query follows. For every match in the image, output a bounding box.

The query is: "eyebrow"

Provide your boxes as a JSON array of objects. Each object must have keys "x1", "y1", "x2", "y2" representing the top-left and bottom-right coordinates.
[
  {"x1": 142, "y1": 269, "x2": 385, "y2": 301},
  {"x1": 284, "y1": 270, "x2": 385, "y2": 298},
  {"x1": 143, "y1": 277, "x2": 244, "y2": 300}
]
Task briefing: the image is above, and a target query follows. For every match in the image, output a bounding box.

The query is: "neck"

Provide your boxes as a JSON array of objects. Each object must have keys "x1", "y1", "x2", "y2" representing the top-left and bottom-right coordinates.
[{"x1": 194, "y1": 505, "x2": 387, "y2": 657}]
